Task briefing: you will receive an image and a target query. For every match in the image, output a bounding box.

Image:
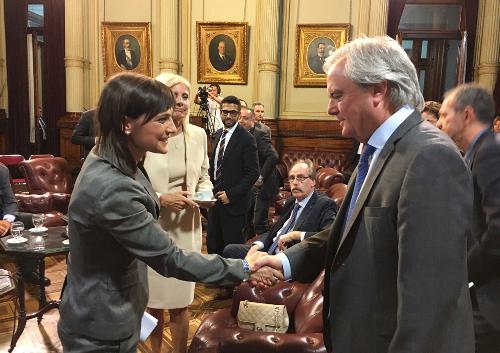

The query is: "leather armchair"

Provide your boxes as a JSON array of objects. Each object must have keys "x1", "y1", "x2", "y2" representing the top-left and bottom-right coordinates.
[
  {"x1": 189, "y1": 271, "x2": 326, "y2": 353},
  {"x1": 18, "y1": 157, "x2": 72, "y2": 213},
  {"x1": 15, "y1": 193, "x2": 67, "y2": 227}
]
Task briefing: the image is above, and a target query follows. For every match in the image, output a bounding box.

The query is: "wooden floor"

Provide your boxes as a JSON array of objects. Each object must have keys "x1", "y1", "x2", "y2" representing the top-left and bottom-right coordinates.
[{"x1": 0, "y1": 248, "x2": 233, "y2": 353}]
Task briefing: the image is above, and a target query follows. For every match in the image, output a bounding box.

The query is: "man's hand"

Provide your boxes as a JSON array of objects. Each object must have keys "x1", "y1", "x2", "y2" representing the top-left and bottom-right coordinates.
[
  {"x1": 159, "y1": 191, "x2": 197, "y2": 211},
  {"x1": 245, "y1": 244, "x2": 261, "y2": 259},
  {"x1": 0, "y1": 220, "x2": 11, "y2": 237},
  {"x1": 254, "y1": 178, "x2": 263, "y2": 188},
  {"x1": 216, "y1": 191, "x2": 230, "y2": 204},
  {"x1": 247, "y1": 254, "x2": 285, "y2": 287},
  {"x1": 245, "y1": 250, "x2": 267, "y2": 268},
  {"x1": 278, "y1": 230, "x2": 302, "y2": 250},
  {"x1": 249, "y1": 266, "x2": 284, "y2": 288}
]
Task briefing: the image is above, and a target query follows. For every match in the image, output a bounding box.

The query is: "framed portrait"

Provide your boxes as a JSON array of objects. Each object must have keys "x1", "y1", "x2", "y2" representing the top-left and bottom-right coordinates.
[
  {"x1": 197, "y1": 22, "x2": 248, "y2": 85},
  {"x1": 294, "y1": 24, "x2": 350, "y2": 87},
  {"x1": 101, "y1": 22, "x2": 152, "y2": 80}
]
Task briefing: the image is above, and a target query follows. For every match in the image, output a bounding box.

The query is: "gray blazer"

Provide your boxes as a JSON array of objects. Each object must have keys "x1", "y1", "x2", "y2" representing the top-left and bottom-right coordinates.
[
  {"x1": 285, "y1": 112, "x2": 474, "y2": 353},
  {"x1": 59, "y1": 151, "x2": 246, "y2": 341},
  {"x1": 0, "y1": 163, "x2": 18, "y2": 217}
]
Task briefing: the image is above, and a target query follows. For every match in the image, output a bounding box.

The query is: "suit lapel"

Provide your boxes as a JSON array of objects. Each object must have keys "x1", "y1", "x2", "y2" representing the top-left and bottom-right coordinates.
[
  {"x1": 469, "y1": 131, "x2": 490, "y2": 169},
  {"x1": 335, "y1": 111, "x2": 423, "y2": 254},
  {"x1": 222, "y1": 124, "x2": 241, "y2": 162},
  {"x1": 137, "y1": 168, "x2": 160, "y2": 218},
  {"x1": 293, "y1": 191, "x2": 318, "y2": 230}
]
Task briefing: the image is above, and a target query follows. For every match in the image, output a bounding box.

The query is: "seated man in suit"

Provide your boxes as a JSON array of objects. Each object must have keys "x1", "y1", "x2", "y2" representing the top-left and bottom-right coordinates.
[
  {"x1": 223, "y1": 159, "x2": 337, "y2": 259},
  {"x1": 0, "y1": 163, "x2": 50, "y2": 285}
]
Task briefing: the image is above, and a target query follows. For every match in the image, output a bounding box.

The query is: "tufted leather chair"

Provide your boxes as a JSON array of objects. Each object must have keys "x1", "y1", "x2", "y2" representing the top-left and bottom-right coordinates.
[
  {"x1": 327, "y1": 183, "x2": 348, "y2": 208},
  {"x1": 15, "y1": 193, "x2": 67, "y2": 226},
  {"x1": 18, "y1": 157, "x2": 72, "y2": 213},
  {"x1": 189, "y1": 271, "x2": 326, "y2": 353},
  {"x1": 0, "y1": 155, "x2": 26, "y2": 185}
]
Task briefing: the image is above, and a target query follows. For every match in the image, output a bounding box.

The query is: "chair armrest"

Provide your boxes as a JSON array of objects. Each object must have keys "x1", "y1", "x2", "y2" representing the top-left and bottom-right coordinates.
[
  {"x1": 15, "y1": 193, "x2": 53, "y2": 213},
  {"x1": 188, "y1": 309, "x2": 326, "y2": 353},
  {"x1": 231, "y1": 281, "x2": 309, "y2": 318}
]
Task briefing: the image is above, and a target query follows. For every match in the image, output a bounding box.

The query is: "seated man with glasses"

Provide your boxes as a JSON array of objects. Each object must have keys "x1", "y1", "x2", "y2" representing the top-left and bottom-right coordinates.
[{"x1": 223, "y1": 159, "x2": 337, "y2": 259}]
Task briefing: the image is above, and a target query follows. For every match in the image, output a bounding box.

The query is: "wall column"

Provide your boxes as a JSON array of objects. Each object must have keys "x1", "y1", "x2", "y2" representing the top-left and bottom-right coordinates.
[
  {"x1": 65, "y1": 0, "x2": 85, "y2": 112},
  {"x1": 159, "y1": 0, "x2": 179, "y2": 74},
  {"x1": 256, "y1": 0, "x2": 280, "y2": 118},
  {"x1": 475, "y1": 0, "x2": 500, "y2": 91},
  {"x1": 357, "y1": 0, "x2": 388, "y2": 36}
]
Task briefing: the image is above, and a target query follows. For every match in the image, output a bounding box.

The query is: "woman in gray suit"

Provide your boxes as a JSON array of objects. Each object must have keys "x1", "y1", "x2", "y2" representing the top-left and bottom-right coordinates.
[{"x1": 58, "y1": 72, "x2": 281, "y2": 352}]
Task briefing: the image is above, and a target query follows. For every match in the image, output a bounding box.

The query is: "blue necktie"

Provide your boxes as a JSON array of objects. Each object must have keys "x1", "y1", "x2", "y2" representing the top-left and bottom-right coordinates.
[
  {"x1": 268, "y1": 203, "x2": 301, "y2": 254},
  {"x1": 346, "y1": 144, "x2": 376, "y2": 221}
]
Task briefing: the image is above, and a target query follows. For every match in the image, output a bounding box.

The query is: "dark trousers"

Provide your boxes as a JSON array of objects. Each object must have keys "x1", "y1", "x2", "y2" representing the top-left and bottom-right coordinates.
[
  {"x1": 207, "y1": 202, "x2": 245, "y2": 255},
  {"x1": 222, "y1": 243, "x2": 251, "y2": 259},
  {"x1": 472, "y1": 289, "x2": 500, "y2": 353},
  {"x1": 58, "y1": 319, "x2": 139, "y2": 353}
]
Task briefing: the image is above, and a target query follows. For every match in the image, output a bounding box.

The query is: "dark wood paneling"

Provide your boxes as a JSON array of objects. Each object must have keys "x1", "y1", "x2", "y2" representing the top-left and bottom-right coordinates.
[
  {"x1": 4, "y1": 0, "x2": 30, "y2": 157},
  {"x1": 0, "y1": 109, "x2": 8, "y2": 154},
  {"x1": 57, "y1": 112, "x2": 80, "y2": 173},
  {"x1": 42, "y1": 0, "x2": 66, "y2": 155}
]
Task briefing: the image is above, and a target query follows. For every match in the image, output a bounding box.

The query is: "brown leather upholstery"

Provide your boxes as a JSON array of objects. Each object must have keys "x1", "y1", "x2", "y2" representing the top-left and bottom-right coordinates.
[
  {"x1": 326, "y1": 183, "x2": 348, "y2": 209},
  {"x1": 188, "y1": 271, "x2": 326, "y2": 353},
  {"x1": 0, "y1": 155, "x2": 26, "y2": 184},
  {"x1": 18, "y1": 157, "x2": 72, "y2": 213},
  {"x1": 15, "y1": 193, "x2": 67, "y2": 226}
]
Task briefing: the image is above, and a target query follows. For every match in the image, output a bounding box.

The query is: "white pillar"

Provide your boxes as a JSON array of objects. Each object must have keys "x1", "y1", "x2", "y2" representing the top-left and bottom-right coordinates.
[
  {"x1": 159, "y1": 0, "x2": 179, "y2": 73},
  {"x1": 65, "y1": 0, "x2": 85, "y2": 112},
  {"x1": 476, "y1": 0, "x2": 500, "y2": 91},
  {"x1": 256, "y1": 0, "x2": 280, "y2": 118}
]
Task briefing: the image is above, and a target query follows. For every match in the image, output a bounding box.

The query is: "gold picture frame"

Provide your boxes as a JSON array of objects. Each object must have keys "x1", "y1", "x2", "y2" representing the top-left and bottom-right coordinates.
[
  {"x1": 294, "y1": 24, "x2": 350, "y2": 87},
  {"x1": 197, "y1": 22, "x2": 248, "y2": 85},
  {"x1": 101, "y1": 22, "x2": 152, "y2": 80}
]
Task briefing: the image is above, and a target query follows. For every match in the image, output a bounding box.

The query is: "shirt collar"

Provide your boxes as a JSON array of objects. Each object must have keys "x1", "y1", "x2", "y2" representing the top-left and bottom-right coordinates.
[
  {"x1": 464, "y1": 127, "x2": 489, "y2": 163},
  {"x1": 367, "y1": 105, "x2": 414, "y2": 150},
  {"x1": 296, "y1": 190, "x2": 314, "y2": 208}
]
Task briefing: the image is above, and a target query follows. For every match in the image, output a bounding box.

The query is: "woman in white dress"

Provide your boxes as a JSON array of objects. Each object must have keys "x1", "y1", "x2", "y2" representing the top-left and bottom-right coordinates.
[{"x1": 144, "y1": 73, "x2": 212, "y2": 353}]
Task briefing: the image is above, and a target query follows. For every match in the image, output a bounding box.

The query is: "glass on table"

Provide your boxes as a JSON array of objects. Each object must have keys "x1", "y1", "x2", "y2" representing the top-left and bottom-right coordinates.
[
  {"x1": 10, "y1": 221, "x2": 24, "y2": 240},
  {"x1": 32, "y1": 235, "x2": 45, "y2": 250},
  {"x1": 32, "y1": 213, "x2": 45, "y2": 229}
]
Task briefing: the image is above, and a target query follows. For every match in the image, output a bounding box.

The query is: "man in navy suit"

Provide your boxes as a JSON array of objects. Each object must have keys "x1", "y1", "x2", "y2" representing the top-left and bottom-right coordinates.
[
  {"x1": 437, "y1": 84, "x2": 500, "y2": 353},
  {"x1": 223, "y1": 159, "x2": 337, "y2": 259},
  {"x1": 207, "y1": 96, "x2": 259, "y2": 255}
]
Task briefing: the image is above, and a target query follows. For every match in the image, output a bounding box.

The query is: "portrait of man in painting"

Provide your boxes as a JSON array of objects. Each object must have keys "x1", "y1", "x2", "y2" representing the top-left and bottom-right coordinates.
[
  {"x1": 114, "y1": 35, "x2": 141, "y2": 70},
  {"x1": 209, "y1": 34, "x2": 236, "y2": 72},
  {"x1": 307, "y1": 37, "x2": 336, "y2": 74}
]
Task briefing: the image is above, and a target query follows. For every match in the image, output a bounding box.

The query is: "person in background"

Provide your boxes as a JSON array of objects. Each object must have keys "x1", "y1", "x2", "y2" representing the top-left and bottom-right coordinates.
[
  {"x1": 252, "y1": 102, "x2": 271, "y2": 138},
  {"x1": 421, "y1": 100, "x2": 441, "y2": 126},
  {"x1": 143, "y1": 73, "x2": 212, "y2": 353},
  {"x1": 252, "y1": 36, "x2": 474, "y2": 353},
  {"x1": 437, "y1": 84, "x2": 500, "y2": 353},
  {"x1": 492, "y1": 116, "x2": 500, "y2": 133},
  {"x1": 0, "y1": 163, "x2": 50, "y2": 285},
  {"x1": 207, "y1": 96, "x2": 259, "y2": 255},
  {"x1": 237, "y1": 107, "x2": 279, "y2": 237},
  {"x1": 71, "y1": 109, "x2": 97, "y2": 158},
  {"x1": 58, "y1": 72, "x2": 280, "y2": 352},
  {"x1": 195, "y1": 83, "x2": 224, "y2": 134}
]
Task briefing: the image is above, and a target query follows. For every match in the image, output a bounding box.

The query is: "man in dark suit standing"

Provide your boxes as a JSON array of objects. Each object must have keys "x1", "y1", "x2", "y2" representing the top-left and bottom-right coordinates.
[
  {"x1": 71, "y1": 109, "x2": 96, "y2": 158},
  {"x1": 253, "y1": 36, "x2": 474, "y2": 353},
  {"x1": 207, "y1": 96, "x2": 259, "y2": 255},
  {"x1": 437, "y1": 84, "x2": 500, "y2": 353},
  {"x1": 238, "y1": 108, "x2": 279, "y2": 236},
  {"x1": 223, "y1": 159, "x2": 336, "y2": 259}
]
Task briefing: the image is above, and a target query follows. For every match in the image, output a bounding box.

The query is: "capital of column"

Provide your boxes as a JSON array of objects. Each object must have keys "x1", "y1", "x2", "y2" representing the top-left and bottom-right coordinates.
[
  {"x1": 159, "y1": 59, "x2": 179, "y2": 72},
  {"x1": 477, "y1": 63, "x2": 500, "y2": 75},
  {"x1": 258, "y1": 61, "x2": 279, "y2": 73},
  {"x1": 65, "y1": 56, "x2": 85, "y2": 68}
]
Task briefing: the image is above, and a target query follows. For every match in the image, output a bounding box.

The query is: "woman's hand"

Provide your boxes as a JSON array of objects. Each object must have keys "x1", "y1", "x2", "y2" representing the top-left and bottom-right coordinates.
[{"x1": 159, "y1": 191, "x2": 198, "y2": 211}]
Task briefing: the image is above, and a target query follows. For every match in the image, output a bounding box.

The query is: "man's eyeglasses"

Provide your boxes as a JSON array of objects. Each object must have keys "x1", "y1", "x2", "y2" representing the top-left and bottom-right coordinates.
[
  {"x1": 288, "y1": 175, "x2": 310, "y2": 182},
  {"x1": 220, "y1": 110, "x2": 240, "y2": 117}
]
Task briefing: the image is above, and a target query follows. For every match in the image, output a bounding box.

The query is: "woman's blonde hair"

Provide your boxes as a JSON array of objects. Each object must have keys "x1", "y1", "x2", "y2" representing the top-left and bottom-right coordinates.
[{"x1": 155, "y1": 73, "x2": 191, "y2": 136}]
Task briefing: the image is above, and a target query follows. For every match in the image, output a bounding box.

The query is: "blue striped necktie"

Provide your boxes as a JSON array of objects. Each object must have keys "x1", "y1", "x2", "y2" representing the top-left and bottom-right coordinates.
[
  {"x1": 268, "y1": 203, "x2": 302, "y2": 254},
  {"x1": 346, "y1": 144, "x2": 376, "y2": 221}
]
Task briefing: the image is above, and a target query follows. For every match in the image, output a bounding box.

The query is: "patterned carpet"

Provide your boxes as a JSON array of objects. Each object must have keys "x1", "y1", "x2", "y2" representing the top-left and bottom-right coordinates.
[{"x1": 0, "y1": 237, "x2": 233, "y2": 353}]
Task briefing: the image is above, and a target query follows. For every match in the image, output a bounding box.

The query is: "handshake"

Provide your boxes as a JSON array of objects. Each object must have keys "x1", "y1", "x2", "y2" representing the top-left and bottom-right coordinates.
[{"x1": 245, "y1": 252, "x2": 285, "y2": 288}]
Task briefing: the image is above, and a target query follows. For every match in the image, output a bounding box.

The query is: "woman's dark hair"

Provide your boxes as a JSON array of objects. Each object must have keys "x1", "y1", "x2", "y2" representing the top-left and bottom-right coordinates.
[
  {"x1": 95, "y1": 72, "x2": 174, "y2": 177},
  {"x1": 209, "y1": 83, "x2": 221, "y2": 95}
]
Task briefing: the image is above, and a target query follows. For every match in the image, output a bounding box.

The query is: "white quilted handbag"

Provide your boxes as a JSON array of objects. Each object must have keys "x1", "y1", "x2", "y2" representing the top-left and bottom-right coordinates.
[{"x1": 237, "y1": 300, "x2": 289, "y2": 333}]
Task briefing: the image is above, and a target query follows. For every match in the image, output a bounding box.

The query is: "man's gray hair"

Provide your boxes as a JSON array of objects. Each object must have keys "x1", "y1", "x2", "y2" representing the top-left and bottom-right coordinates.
[
  {"x1": 324, "y1": 36, "x2": 424, "y2": 111},
  {"x1": 444, "y1": 83, "x2": 495, "y2": 125}
]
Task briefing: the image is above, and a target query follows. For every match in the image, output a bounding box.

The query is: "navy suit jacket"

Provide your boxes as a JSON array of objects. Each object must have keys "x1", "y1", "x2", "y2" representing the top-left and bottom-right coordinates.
[{"x1": 259, "y1": 190, "x2": 336, "y2": 251}]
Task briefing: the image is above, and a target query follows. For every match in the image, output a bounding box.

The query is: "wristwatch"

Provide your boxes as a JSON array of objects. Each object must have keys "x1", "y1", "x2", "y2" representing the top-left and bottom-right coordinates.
[{"x1": 242, "y1": 259, "x2": 251, "y2": 281}]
